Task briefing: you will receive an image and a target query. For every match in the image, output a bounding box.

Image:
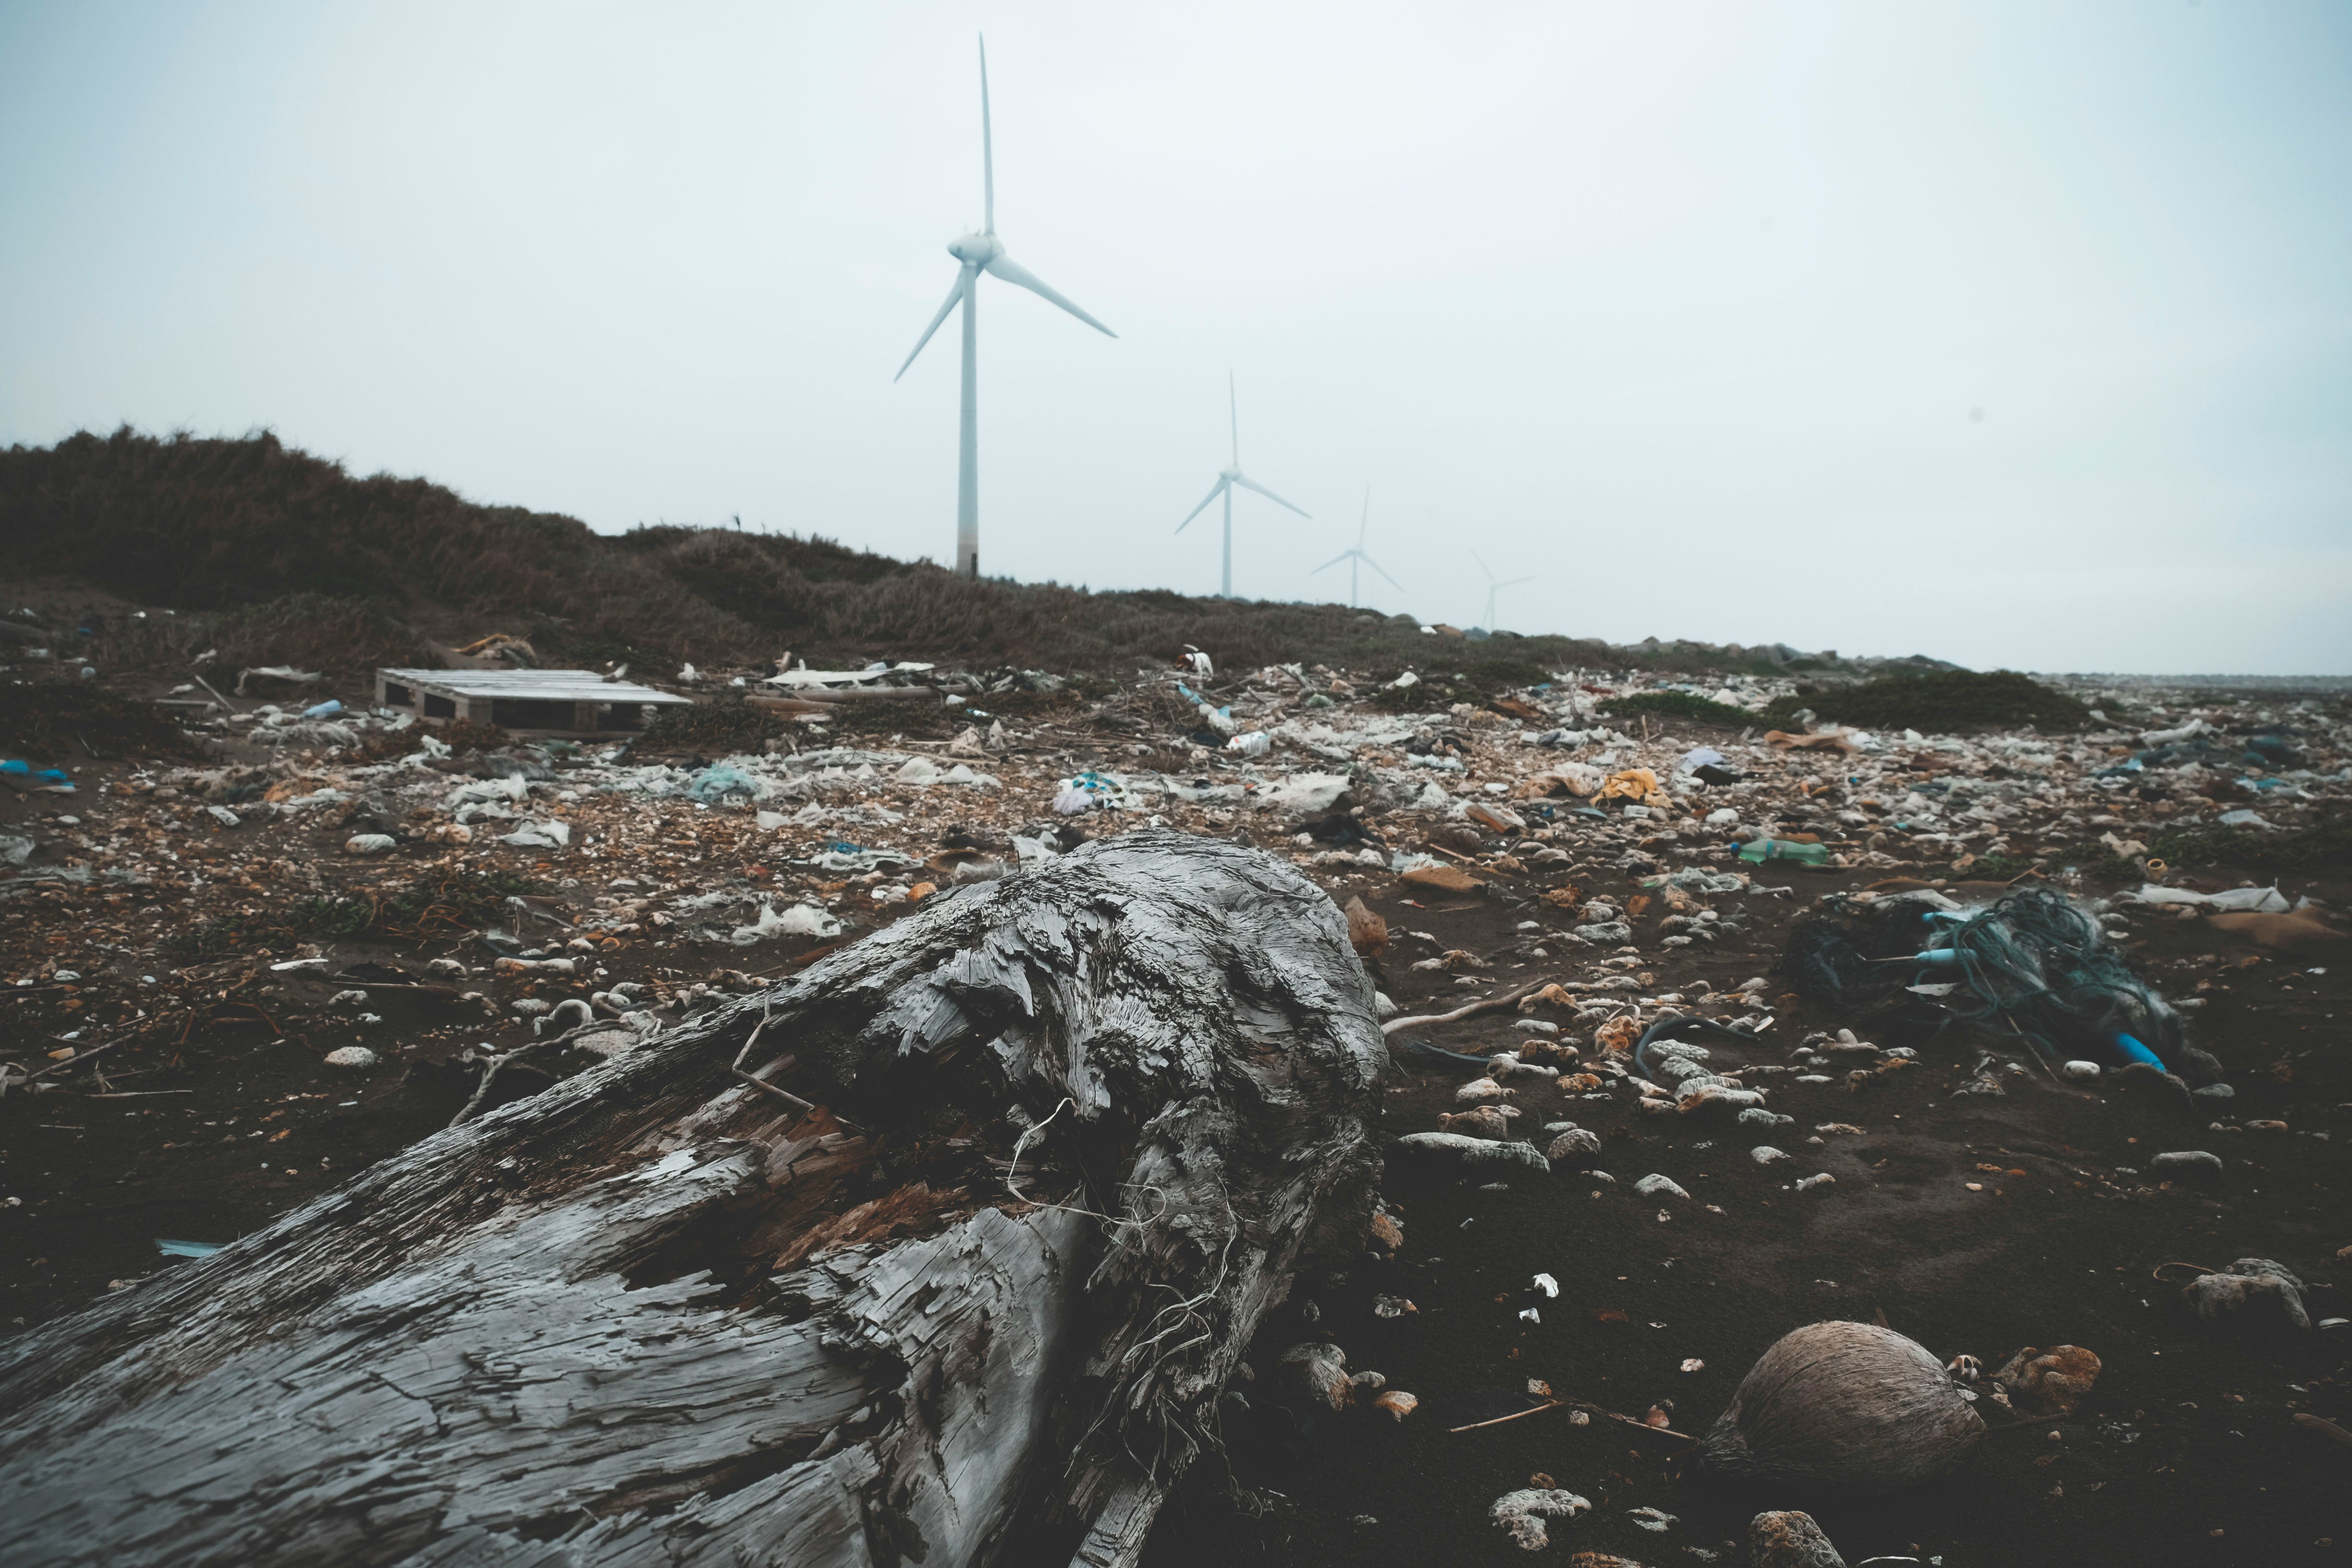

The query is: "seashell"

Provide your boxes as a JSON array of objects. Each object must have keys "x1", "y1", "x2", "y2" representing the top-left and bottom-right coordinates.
[{"x1": 1698, "y1": 1321, "x2": 1984, "y2": 1494}]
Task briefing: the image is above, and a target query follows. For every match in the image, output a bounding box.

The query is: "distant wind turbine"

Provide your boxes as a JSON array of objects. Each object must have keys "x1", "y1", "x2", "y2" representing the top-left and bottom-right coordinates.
[
  {"x1": 1176, "y1": 373, "x2": 1309, "y2": 598},
  {"x1": 895, "y1": 36, "x2": 1115, "y2": 578},
  {"x1": 1311, "y1": 486, "x2": 1404, "y2": 609},
  {"x1": 1471, "y1": 551, "x2": 1535, "y2": 630}
]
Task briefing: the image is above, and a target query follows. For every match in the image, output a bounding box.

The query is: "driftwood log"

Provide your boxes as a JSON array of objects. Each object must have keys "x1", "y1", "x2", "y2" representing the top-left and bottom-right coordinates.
[{"x1": 0, "y1": 830, "x2": 1387, "y2": 1567}]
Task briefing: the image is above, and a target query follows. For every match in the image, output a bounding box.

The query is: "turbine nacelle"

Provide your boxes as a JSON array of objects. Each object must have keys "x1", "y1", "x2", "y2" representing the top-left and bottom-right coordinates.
[
  {"x1": 1218, "y1": 465, "x2": 1244, "y2": 482},
  {"x1": 947, "y1": 232, "x2": 1003, "y2": 266}
]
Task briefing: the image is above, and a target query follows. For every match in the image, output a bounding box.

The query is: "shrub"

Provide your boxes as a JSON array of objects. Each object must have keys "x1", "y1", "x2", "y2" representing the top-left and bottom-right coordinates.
[
  {"x1": 1601, "y1": 690, "x2": 1754, "y2": 726},
  {"x1": 1764, "y1": 671, "x2": 2090, "y2": 732}
]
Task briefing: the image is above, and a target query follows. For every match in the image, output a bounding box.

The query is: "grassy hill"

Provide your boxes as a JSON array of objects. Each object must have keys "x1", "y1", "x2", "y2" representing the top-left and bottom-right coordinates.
[{"x1": 1, "y1": 426, "x2": 1920, "y2": 682}]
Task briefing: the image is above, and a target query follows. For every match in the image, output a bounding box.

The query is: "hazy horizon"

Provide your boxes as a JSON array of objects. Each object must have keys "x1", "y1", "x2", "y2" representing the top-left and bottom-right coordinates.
[{"x1": 3, "y1": 2, "x2": 2347, "y2": 674}]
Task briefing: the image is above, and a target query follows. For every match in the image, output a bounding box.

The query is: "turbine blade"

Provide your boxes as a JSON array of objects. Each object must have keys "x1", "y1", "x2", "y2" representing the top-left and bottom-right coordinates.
[
  {"x1": 1501, "y1": 576, "x2": 1538, "y2": 588},
  {"x1": 1228, "y1": 371, "x2": 1239, "y2": 465},
  {"x1": 1359, "y1": 483, "x2": 1370, "y2": 546},
  {"x1": 1176, "y1": 476, "x2": 1228, "y2": 533},
  {"x1": 1469, "y1": 548, "x2": 1495, "y2": 584},
  {"x1": 979, "y1": 35, "x2": 994, "y2": 233},
  {"x1": 1363, "y1": 554, "x2": 1406, "y2": 594},
  {"x1": 1231, "y1": 473, "x2": 1310, "y2": 517},
  {"x1": 894, "y1": 269, "x2": 972, "y2": 381},
  {"x1": 982, "y1": 254, "x2": 1115, "y2": 336},
  {"x1": 1310, "y1": 549, "x2": 1354, "y2": 574}
]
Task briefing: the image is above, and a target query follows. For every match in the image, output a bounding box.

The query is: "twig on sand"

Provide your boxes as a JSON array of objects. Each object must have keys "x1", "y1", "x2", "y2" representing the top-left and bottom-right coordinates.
[
  {"x1": 1383, "y1": 979, "x2": 1555, "y2": 1037},
  {"x1": 1450, "y1": 1396, "x2": 1694, "y2": 1442}
]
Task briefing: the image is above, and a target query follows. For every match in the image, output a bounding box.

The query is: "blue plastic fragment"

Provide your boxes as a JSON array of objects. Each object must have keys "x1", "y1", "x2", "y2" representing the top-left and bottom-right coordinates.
[{"x1": 2114, "y1": 1032, "x2": 2162, "y2": 1069}]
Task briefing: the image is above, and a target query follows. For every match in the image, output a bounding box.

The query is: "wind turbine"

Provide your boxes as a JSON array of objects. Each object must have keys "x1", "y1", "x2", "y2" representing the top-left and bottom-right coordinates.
[
  {"x1": 1176, "y1": 373, "x2": 1309, "y2": 598},
  {"x1": 1312, "y1": 485, "x2": 1404, "y2": 609},
  {"x1": 1471, "y1": 551, "x2": 1535, "y2": 631},
  {"x1": 896, "y1": 36, "x2": 1115, "y2": 578}
]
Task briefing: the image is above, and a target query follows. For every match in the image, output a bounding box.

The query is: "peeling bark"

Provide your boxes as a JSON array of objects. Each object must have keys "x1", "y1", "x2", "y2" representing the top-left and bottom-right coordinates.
[{"x1": 0, "y1": 831, "x2": 1388, "y2": 1568}]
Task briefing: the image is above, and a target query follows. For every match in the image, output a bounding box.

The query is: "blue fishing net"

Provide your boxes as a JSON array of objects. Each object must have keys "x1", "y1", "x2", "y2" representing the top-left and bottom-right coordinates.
[{"x1": 1784, "y1": 886, "x2": 2187, "y2": 1070}]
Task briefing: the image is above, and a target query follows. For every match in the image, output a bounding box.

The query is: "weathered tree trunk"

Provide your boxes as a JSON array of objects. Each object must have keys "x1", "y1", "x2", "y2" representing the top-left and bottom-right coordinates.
[{"x1": 0, "y1": 831, "x2": 1387, "y2": 1568}]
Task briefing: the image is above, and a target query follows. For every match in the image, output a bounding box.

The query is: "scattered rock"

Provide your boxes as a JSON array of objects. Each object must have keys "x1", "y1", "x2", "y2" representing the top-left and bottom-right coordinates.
[
  {"x1": 1547, "y1": 1127, "x2": 1603, "y2": 1164},
  {"x1": 2182, "y1": 1259, "x2": 2311, "y2": 1331},
  {"x1": 1372, "y1": 1390, "x2": 1420, "y2": 1421},
  {"x1": 1991, "y1": 1345, "x2": 2101, "y2": 1416},
  {"x1": 2151, "y1": 1150, "x2": 2224, "y2": 1182},
  {"x1": 1748, "y1": 1509, "x2": 1847, "y2": 1568},
  {"x1": 1390, "y1": 1133, "x2": 1551, "y2": 1176},
  {"x1": 1489, "y1": 1488, "x2": 1592, "y2": 1551},
  {"x1": 1634, "y1": 1174, "x2": 1690, "y2": 1200},
  {"x1": 321, "y1": 1046, "x2": 378, "y2": 1069},
  {"x1": 1273, "y1": 1342, "x2": 1354, "y2": 1415},
  {"x1": 1439, "y1": 1105, "x2": 1519, "y2": 1139}
]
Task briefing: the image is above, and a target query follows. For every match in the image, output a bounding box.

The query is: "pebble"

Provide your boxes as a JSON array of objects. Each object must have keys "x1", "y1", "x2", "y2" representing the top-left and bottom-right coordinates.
[
  {"x1": 2151, "y1": 1150, "x2": 2224, "y2": 1181},
  {"x1": 343, "y1": 833, "x2": 396, "y2": 855},
  {"x1": 1748, "y1": 1509, "x2": 1848, "y2": 1568},
  {"x1": 1793, "y1": 1173, "x2": 1835, "y2": 1192},
  {"x1": 1547, "y1": 1128, "x2": 1604, "y2": 1162},
  {"x1": 1751, "y1": 1146, "x2": 1789, "y2": 1165},
  {"x1": 1634, "y1": 1173, "x2": 1691, "y2": 1200},
  {"x1": 2193, "y1": 1082, "x2": 2236, "y2": 1100},
  {"x1": 323, "y1": 1046, "x2": 378, "y2": 1069},
  {"x1": 2058, "y1": 1060, "x2": 2102, "y2": 1082},
  {"x1": 1489, "y1": 1488, "x2": 1592, "y2": 1552}
]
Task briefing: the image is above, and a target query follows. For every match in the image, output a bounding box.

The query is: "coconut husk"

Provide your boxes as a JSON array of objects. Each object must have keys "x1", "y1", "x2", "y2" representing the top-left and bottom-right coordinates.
[{"x1": 1698, "y1": 1321, "x2": 1985, "y2": 1494}]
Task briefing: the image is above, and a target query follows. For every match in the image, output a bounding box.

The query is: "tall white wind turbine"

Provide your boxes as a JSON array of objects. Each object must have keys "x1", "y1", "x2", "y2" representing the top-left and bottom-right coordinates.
[
  {"x1": 1175, "y1": 373, "x2": 1310, "y2": 598},
  {"x1": 1311, "y1": 485, "x2": 1404, "y2": 609},
  {"x1": 1472, "y1": 550, "x2": 1536, "y2": 630},
  {"x1": 895, "y1": 36, "x2": 1115, "y2": 578}
]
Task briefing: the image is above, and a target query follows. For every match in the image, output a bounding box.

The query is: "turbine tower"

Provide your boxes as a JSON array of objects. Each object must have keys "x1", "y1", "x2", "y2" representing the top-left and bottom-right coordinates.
[
  {"x1": 1472, "y1": 550, "x2": 1535, "y2": 630},
  {"x1": 1176, "y1": 373, "x2": 1309, "y2": 598},
  {"x1": 896, "y1": 36, "x2": 1115, "y2": 578},
  {"x1": 1311, "y1": 485, "x2": 1404, "y2": 609}
]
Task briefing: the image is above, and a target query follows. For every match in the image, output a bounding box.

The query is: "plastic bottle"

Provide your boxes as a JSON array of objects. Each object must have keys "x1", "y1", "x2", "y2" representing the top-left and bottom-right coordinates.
[{"x1": 1736, "y1": 838, "x2": 1830, "y2": 868}]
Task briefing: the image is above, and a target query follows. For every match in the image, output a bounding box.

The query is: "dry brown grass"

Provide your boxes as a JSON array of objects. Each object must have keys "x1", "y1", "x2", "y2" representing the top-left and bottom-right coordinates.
[{"x1": 6, "y1": 426, "x2": 1780, "y2": 680}]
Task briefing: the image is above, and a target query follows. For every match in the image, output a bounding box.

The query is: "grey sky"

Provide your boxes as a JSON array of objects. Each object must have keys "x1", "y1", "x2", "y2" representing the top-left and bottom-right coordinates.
[{"x1": 4, "y1": 1, "x2": 2347, "y2": 674}]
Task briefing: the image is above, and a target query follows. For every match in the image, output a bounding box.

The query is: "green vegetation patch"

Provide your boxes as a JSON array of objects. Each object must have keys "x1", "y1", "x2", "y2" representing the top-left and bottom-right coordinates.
[
  {"x1": 1460, "y1": 658, "x2": 1551, "y2": 693},
  {"x1": 1764, "y1": 670, "x2": 2091, "y2": 733},
  {"x1": 0, "y1": 683, "x2": 189, "y2": 761},
  {"x1": 2064, "y1": 808, "x2": 2352, "y2": 880},
  {"x1": 166, "y1": 868, "x2": 546, "y2": 959},
  {"x1": 625, "y1": 696, "x2": 787, "y2": 757},
  {"x1": 1601, "y1": 690, "x2": 1754, "y2": 726}
]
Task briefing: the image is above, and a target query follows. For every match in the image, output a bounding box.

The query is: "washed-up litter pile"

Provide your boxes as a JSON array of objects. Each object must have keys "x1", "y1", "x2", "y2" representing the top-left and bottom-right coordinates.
[{"x1": 2, "y1": 635, "x2": 2347, "y2": 1566}]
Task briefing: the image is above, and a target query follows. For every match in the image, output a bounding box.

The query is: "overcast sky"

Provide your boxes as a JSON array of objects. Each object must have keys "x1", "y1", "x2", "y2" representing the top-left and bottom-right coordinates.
[{"x1": 4, "y1": 2, "x2": 2347, "y2": 674}]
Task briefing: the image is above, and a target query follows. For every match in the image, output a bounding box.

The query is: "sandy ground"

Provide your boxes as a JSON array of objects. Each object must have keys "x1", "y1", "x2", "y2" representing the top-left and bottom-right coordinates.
[{"x1": 2, "y1": 656, "x2": 2346, "y2": 1566}]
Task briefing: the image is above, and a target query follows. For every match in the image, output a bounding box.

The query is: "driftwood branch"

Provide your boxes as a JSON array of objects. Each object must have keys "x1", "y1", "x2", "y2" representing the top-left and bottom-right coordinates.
[
  {"x1": 0, "y1": 831, "x2": 1387, "y2": 1568},
  {"x1": 1382, "y1": 978, "x2": 1555, "y2": 1036}
]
